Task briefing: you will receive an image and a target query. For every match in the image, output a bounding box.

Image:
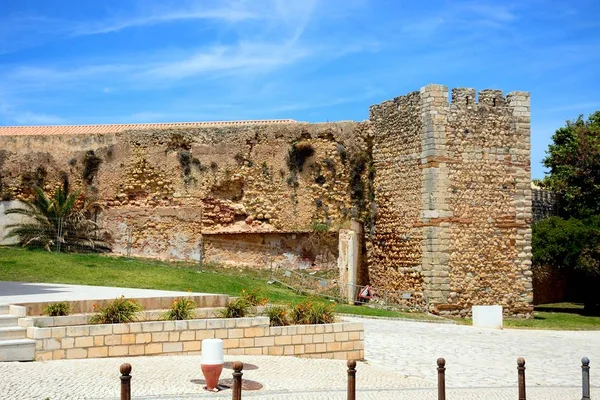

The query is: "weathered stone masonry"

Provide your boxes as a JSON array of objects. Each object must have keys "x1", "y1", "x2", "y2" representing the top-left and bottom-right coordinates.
[
  {"x1": 0, "y1": 84, "x2": 533, "y2": 315},
  {"x1": 369, "y1": 85, "x2": 533, "y2": 315}
]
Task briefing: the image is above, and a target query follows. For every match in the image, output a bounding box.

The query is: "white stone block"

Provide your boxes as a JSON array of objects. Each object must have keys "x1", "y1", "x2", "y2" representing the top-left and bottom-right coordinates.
[{"x1": 472, "y1": 305, "x2": 503, "y2": 329}]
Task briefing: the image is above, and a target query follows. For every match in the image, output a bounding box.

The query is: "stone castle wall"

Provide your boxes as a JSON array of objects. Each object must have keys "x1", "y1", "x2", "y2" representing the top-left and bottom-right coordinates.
[
  {"x1": 0, "y1": 121, "x2": 369, "y2": 264},
  {"x1": 0, "y1": 84, "x2": 533, "y2": 315},
  {"x1": 369, "y1": 85, "x2": 533, "y2": 315}
]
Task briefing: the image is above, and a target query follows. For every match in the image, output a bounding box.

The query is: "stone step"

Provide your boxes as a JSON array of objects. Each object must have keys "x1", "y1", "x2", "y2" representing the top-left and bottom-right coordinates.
[
  {"x1": 0, "y1": 327, "x2": 27, "y2": 341},
  {"x1": 0, "y1": 339, "x2": 36, "y2": 362},
  {"x1": 0, "y1": 315, "x2": 18, "y2": 328},
  {"x1": 0, "y1": 305, "x2": 9, "y2": 315}
]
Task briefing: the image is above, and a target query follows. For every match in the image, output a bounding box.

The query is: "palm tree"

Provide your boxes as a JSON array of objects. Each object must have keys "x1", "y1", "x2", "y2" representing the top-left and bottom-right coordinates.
[{"x1": 4, "y1": 183, "x2": 110, "y2": 253}]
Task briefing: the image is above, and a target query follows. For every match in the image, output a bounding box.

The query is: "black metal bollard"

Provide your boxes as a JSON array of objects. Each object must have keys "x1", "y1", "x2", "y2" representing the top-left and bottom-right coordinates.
[
  {"x1": 347, "y1": 359, "x2": 357, "y2": 400},
  {"x1": 120, "y1": 363, "x2": 132, "y2": 400},
  {"x1": 517, "y1": 357, "x2": 526, "y2": 400},
  {"x1": 582, "y1": 357, "x2": 591, "y2": 400},
  {"x1": 437, "y1": 358, "x2": 446, "y2": 400},
  {"x1": 232, "y1": 361, "x2": 244, "y2": 400}
]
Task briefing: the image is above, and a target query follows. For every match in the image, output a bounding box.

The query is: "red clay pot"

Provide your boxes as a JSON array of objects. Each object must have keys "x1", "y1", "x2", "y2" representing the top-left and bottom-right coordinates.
[{"x1": 201, "y1": 363, "x2": 223, "y2": 391}]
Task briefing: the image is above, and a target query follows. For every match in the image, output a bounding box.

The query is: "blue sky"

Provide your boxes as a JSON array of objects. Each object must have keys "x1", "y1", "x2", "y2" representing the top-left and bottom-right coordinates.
[{"x1": 0, "y1": 0, "x2": 599, "y2": 178}]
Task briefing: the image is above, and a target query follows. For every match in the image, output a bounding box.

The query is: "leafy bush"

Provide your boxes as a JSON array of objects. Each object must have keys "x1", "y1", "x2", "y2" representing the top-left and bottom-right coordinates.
[
  {"x1": 43, "y1": 302, "x2": 70, "y2": 317},
  {"x1": 307, "y1": 302, "x2": 335, "y2": 324},
  {"x1": 90, "y1": 296, "x2": 143, "y2": 324},
  {"x1": 532, "y1": 216, "x2": 600, "y2": 274},
  {"x1": 163, "y1": 297, "x2": 196, "y2": 320},
  {"x1": 240, "y1": 289, "x2": 267, "y2": 306},
  {"x1": 289, "y1": 300, "x2": 335, "y2": 325},
  {"x1": 266, "y1": 305, "x2": 289, "y2": 327},
  {"x1": 220, "y1": 298, "x2": 249, "y2": 318}
]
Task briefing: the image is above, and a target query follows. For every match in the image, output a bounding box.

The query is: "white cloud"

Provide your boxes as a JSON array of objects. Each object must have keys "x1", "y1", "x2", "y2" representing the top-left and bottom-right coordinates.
[{"x1": 71, "y1": 1, "x2": 261, "y2": 36}]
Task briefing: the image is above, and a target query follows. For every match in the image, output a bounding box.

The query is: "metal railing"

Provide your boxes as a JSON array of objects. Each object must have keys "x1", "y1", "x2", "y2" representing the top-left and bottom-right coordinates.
[
  {"x1": 269, "y1": 266, "x2": 342, "y2": 300},
  {"x1": 270, "y1": 267, "x2": 425, "y2": 311}
]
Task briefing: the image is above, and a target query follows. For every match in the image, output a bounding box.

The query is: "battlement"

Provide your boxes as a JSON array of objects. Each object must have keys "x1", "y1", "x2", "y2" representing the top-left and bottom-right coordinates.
[{"x1": 371, "y1": 85, "x2": 530, "y2": 117}]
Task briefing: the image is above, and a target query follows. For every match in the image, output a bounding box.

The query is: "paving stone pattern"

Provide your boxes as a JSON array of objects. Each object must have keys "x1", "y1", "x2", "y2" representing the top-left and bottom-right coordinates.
[{"x1": 1, "y1": 317, "x2": 598, "y2": 399}]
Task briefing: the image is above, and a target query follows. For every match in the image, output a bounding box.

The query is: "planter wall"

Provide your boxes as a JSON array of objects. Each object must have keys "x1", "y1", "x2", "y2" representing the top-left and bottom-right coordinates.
[{"x1": 27, "y1": 317, "x2": 364, "y2": 361}]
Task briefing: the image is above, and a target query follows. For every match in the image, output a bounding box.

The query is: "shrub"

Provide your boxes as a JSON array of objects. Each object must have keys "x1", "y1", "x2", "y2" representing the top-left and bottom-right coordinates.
[
  {"x1": 90, "y1": 296, "x2": 142, "y2": 324},
  {"x1": 220, "y1": 298, "x2": 249, "y2": 318},
  {"x1": 266, "y1": 305, "x2": 289, "y2": 327},
  {"x1": 43, "y1": 302, "x2": 70, "y2": 317},
  {"x1": 289, "y1": 300, "x2": 335, "y2": 325},
  {"x1": 240, "y1": 289, "x2": 267, "y2": 307},
  {"x1": 163, "y1": 297, "x2": 196, "y2": 320},
  {"x1": 307, "y1": 302, "x2": 335, "y2": 324},
  {"x1": 289, "y1": 301, "x2": 312, "y2": 325}
]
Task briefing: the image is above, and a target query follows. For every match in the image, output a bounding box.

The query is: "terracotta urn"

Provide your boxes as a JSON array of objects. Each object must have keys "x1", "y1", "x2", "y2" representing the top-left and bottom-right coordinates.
[{"x1": 201, "y1": 339, "x2": 224, "y2": 391}]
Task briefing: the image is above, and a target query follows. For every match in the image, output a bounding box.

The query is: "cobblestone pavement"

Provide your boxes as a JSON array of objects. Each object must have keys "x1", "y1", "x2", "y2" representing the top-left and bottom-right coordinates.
[
  {"x1": 1, "y1": 316, "x2": 598, "y2": 399},
  {"x1": 347, "y1": 316, "x2": 600, "y2": 388}
]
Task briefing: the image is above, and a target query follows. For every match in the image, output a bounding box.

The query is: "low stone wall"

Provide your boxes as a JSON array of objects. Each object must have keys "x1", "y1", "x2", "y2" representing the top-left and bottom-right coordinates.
[{"x1": 27, "y1": 317, "x2": 364, "y2": 361}]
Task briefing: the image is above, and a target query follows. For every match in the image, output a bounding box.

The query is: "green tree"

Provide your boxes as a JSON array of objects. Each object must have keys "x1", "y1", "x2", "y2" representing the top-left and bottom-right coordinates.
[
  {"x1": 3, "y1": 182, "x2": 109, "y2": 253},
  {"x1": 535, "y1": 111, "x2": 600, "y2": 312},
  {"x1": 542, "y1": 111, "x2": 600, "y2": 219}
]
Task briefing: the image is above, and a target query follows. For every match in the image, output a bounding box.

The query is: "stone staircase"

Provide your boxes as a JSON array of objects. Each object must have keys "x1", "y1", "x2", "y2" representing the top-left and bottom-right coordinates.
[{"x1": 0, "y1": 305, "x2": 35, "y2": 362}]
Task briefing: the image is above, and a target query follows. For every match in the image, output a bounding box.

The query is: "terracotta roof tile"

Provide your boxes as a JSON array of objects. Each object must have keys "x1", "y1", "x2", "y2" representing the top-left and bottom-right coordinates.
[{"x1": 0, "y1": 119, "x2": 297, "y2": 136}]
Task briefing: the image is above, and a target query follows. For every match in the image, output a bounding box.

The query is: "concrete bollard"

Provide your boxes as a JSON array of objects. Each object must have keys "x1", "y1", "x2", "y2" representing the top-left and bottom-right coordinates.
[
  {"x1": 582, "y1": 357, "x2": 591, "y2": 400},
  {"x1": 437, "y1": 358, "x2": 446, "y2": 400},
  {"x1": 347, "y1": 359, "x2": 356, "y2": 400},
  {"x1": 232, "y1": 361, "x2": 244, "y2": 400},
  {"x1": 120, "y1": 363, "x2": 132, "y2": 400},
  {"x1": 517, "y1": 357, "x2": 526, "y2": 400}
]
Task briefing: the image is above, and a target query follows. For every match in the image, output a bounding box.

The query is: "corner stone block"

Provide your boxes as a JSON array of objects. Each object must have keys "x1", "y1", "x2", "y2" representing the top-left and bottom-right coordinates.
[{"x1": 29, "y1": 327, "x2": 51, "y2": 339}]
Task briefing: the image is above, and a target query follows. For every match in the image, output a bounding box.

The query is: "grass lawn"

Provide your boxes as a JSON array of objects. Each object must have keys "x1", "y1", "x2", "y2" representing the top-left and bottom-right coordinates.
[
  {"x1": 0, "y1": 246, "x2": 433, "y2": 320},
  {"x1": 504, "y1": 303, "x2": 600, "y2": 330},
  {"x1": 453, "y1": 302, "x2": 600, "y2": 330}
]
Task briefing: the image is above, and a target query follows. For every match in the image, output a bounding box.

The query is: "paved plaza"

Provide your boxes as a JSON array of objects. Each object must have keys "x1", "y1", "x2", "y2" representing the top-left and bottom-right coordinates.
[
  {"x1": 0, "y1": 314, "x2": 598, "y2": 399},
  {"x1": 1, "y1": 283, "x2": 598, "y2": 399}
]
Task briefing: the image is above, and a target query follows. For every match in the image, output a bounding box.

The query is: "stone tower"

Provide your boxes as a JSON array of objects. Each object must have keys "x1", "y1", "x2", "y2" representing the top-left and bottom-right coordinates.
[{"x1": 369, "y1": 84, "x2": 533, "y2": 316}]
